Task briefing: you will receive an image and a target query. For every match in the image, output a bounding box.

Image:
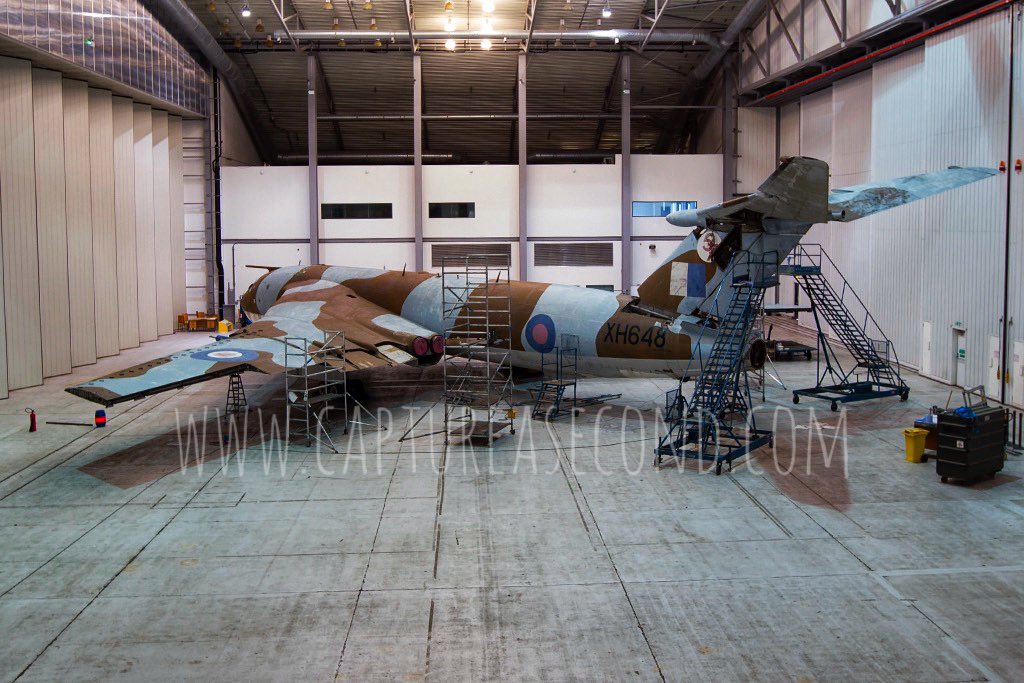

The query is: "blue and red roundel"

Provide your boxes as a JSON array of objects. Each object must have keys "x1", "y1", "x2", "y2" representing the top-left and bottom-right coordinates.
[
  {"x1": 525, "y1": 314, "x2": 556, "y2": 354},
  {"x1": 190, "y1": 348, "x2": 260, "y2": 363}
]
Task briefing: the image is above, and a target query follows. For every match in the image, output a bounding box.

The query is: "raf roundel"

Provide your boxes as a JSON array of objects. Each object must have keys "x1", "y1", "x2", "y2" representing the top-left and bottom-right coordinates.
[
  {"x1": 524, "y1": 314, "x2": 556, "y2": 354},
  {"x1": 190, "y1": 348, "x2": 260, "y2": 363}
]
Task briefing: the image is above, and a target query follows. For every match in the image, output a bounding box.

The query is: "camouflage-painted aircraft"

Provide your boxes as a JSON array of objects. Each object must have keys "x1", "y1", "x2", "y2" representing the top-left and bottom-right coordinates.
[{"x1": 67, "y1": 156, "x2": 995, "y2": 406}]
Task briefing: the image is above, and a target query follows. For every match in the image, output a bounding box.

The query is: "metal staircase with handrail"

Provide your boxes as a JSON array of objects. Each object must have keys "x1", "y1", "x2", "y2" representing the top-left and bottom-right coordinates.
[
  {"x1": 781, "y1": 244, "x2": 909, "y2": 411},
  {"x1": 655, "y1": 250, "x2": 778, "y2": 474}
]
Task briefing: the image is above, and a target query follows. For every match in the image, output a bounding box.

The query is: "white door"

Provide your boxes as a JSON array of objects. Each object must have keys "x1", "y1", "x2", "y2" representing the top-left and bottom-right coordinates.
[
  {"x1": 1013, "y1": 340, "x2": 1024, "y2": 408},
  {"x1": 921, "y1": 321, "x2": 933, "y2": 377},
  {"x1": 986, "y1": 335, "x2": 1001, "y2": 399}
]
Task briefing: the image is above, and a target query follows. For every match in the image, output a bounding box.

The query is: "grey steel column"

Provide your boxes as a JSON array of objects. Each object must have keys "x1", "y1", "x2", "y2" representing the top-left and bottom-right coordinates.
[
  {"x1": 413, "y1": 54, "x2": 424, "y2": 271},
  {"x1": 620, "y1": 55, "x2": 632, "y2": 294},
  {"x1": 722, "y1": 57, "x2": 737, "y2": 200},
  {"x1": 307, "y1": 53, "x2": 320, "y2": 264},
  {"x1": 517, "y1": 53, "x2": 528, "y2": 280}
]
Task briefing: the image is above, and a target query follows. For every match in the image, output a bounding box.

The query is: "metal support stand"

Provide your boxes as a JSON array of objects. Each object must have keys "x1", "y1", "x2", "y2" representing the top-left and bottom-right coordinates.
[
  {"x1": 532, "y1": 334, "x2": 579, "y2": 420},
  {"x1": 224, "y1": 373, "x2": 247, "y2": 417},
  {"x1": 441, "y1": 255, "x2": 516, "y2": 445}
]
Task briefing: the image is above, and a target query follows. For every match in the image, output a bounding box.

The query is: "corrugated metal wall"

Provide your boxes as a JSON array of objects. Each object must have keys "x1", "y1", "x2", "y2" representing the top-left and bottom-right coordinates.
[
  {"x1": 168, "y1": 117, "x2": 187, "y2": 319},
  {"x1": 0, "y1": 56, "x2": 43, "y2": 390},
  {"x1": 64, "y1": 80, "x2": 97, "y2": 367},
  {"x1": 152, "y1": 110, "x2": 174, "y2": 336},
  {"x1": 0, "y1": 55, "x2": 191, "y2": 397},
  {"x1": 918, "y1": 11, "x2": 1009, "y2": 387},
  {"x1": 737, "y1": 108, "x2": 777, "y2": 194},
  {"x1": 89, "y1": 88, "x2": 120, "y2": 358},
  {"x1": 1009, "y1": 8, "x2": 1024, "y2": 407},
  {"x1": 776, "y1": 10, "x2": 1016, "y2": 396},
  {"x1": 112, "y1": 96, "x2": 140, "y2": 350},
  {"x1": 32, "y1": 68, "x2": 72, "y2": 378},
  {"x1": 133, "y1": 104, "x2": 158, "y2": 343}
]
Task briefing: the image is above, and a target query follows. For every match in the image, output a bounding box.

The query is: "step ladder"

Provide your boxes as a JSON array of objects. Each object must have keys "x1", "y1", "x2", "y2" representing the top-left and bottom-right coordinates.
[
  {"x1": 655, "y1": 250, "x2": 777, "y2": 474},
  {"x1": 780, "y1": 244, "x2": 909, "y2": 411},
  {"x1": 532, "y1": 334, "x2": 579, "y2": 420}
]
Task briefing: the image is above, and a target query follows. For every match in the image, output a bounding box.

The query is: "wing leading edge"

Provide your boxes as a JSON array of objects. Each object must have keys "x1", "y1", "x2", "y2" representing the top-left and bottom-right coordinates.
[{"x1": 67, "y1": 283, "x2": 440, "y2": 406}]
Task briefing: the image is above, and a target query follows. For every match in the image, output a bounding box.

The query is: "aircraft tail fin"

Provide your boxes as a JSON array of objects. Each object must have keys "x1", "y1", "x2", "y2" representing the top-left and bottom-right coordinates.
[{"x1": 636, "y1": 232, "x2": 720, "y2": 316}]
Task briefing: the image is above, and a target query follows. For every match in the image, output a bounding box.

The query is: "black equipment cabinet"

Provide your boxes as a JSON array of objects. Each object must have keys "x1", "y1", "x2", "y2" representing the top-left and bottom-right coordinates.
[{"x1": 936, "y1": 405, "x2": 1005, "y2": 483}]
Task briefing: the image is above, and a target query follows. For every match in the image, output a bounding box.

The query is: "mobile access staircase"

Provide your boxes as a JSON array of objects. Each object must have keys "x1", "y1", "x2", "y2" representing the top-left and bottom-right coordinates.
[
  {"x1": 532, "y1": 334, "x2": 579, "y2": 420},
  {"x1": 655, "y1": 251, "x2": 778, "y2": 474},
  {"x1": 781, "y1": 244, "x2": 909, "y2": 411}
]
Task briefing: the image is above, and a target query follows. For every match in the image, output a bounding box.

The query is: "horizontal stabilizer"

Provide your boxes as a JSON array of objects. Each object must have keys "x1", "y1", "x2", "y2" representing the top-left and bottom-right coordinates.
[{"x1": 828, "y1": 166, "x2": 997, "y2": 222}]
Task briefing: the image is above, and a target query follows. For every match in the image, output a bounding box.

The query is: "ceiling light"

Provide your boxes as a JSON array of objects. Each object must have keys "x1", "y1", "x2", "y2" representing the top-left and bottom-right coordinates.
[
  {"x1": 240, "y1": 2, "x2": 251, "y2": 17},
  {"x1": 601, "y1": 2, "x2": 611, "y2": 18},
  {"x1": 369, "y1": 16, "x2": 377, "y2": 29},
  {"x1": 445, "y1": 38, "x2": 456, "y2": 50},
  {"x1": 443, "y1": 0, "x2": 454, "y2": 11},
  {"x1": 480, "y1": 38, "x2": 492, "y2": 49},
  {"x1": 554, "y1": 37, "x2": 562, "y2": 47},
  {"x1": 322, "y1": 0, "x2": 334, "y2": 10},
  {"x1": 613, "y1": 35, "x2": 619, "y2": 43},
  {"x1": 482, "y1": 0, "x2": 495, "y2": 12},
  {"x1": 564, "y1": 0, "x2": 571, "y2": 10},
  {"x1": 444, "y1": 16, "x2": 456, "y2": 31},
  {"x1": 221, "y1": 19, "x2": 231, "y2": 34},
  {"x1": 207, "y1": 0, "x2": 216, "y2": 10},
  {"x1": 265, "y1": 35, "x2": 274, "y2": 47},
  {"x1": 588, "y1": 38, "x2": 596, "y2": 47},
  {"x1": 337, "y1": 38, "x2": 346, "y2": 46},
  {"x1": 373, "y1": 37, "x2": 382, "y2": 46},
  {"x1": 233, "y1": 36, "x2": 242, "y2": 48},
  {"x1": 255, "y1": 17, "x2": 264, "y2": 31},
  {"x1": 332, "y1": 17, "x2": 340, "y2": 29},
  {"x1": 363, "y1": 0, "x2": 373, "y2": 9}
]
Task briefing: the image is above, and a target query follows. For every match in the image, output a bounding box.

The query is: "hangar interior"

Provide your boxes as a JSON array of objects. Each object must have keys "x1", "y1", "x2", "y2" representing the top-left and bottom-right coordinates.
[{"x1": 1, "y1": 0, "x2": 1024, "y2": 679}]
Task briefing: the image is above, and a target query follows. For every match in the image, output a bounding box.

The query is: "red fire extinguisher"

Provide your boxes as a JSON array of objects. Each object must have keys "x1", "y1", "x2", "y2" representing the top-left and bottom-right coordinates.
[{"x1": 26, "y1": 408, "x2": 36, "y2": 433}]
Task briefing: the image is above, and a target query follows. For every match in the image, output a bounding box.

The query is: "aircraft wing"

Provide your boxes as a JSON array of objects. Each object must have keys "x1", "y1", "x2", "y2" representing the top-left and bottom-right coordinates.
[
  {"x1": 828, "y1": 166, "x2": 997, "y2": 222},
  {"x1": 66, "y1": 281, "x2": 440, "y2": 406},
  {"x1": 668, "y1": 156, "x2": 831, "y2": 227}
]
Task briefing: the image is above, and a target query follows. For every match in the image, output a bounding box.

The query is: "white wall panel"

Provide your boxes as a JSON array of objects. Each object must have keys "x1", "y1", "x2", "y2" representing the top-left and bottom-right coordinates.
[
  {"x1": 737, "y1": 109, "x2": 777, "y2": 194},
  {"x1": 322, "y1": 242, "x2": 417, "y2": 275},
  {"x1": 168, "y1": 116, "x2": 187, "y2": 319},
  {"x1": 798, "y1": 89, "x2": 834, "y2": 328},
  {"x1": 423, "y1": 165, "x2": 517, "y2": 239},
  {"x1": 133, "y1": 104, "x2": 158, "y2": 342},
  {"x1": 218, "y1": 81, "x2": 261, "y2": 166},
  {"x1": 631, "y1": 156, "x2": 722, "y2": 238},
  {"x1": 320, "y1": 166, "x2": 414, "y2": 241},
  {"x1": 869, "y1": 47, "x2": 927, "y2": 370},
  {"x1": 112, "y1": 97, "x2": 140, "y2": 348},
  {"x1": 0, "y1": 57, "x2": 43, "y2": 390},
  {"x1": 221, "y1": 166, "x2": 308, "y2": 241},
  {"x1": 226, "y1": 243, "x2": 310, "y2": 308},
  {"x1": 32, "y1": 68, "x2": 72, "y2": 378},
  {"x1": 151, "y1": 110, "x2": 173, "y2": 335},
  {"x1": 527, "y1": 163, "x2": 620, "y2": 237},
  {"x1": 919, "y1": 11, "x2": 1009, "y2": 386},
  {"x1": 89, "y1": 88, "x2": 120, "y2": 358},
  {"x1": 827, "y1": 71, "x2": 874, "y2": 312},
  {"x1": 64, "y1": 81, "x2": 96, "y2": 367}
]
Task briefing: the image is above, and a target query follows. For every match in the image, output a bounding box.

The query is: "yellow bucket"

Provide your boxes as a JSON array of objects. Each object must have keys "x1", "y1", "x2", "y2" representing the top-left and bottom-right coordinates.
[{"x1": 903, "y1": 428, "x2": 928, "y2": 463}]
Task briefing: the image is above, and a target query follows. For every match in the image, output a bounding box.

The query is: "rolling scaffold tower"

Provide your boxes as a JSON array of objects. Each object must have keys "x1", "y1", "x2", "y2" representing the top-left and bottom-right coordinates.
[
  {"x1": 655, "y1": 250, "x2": 779, "y2": 474},
  {"x1": 284, "y1": 331, "x2": 382, "y2": 453},
  {"x1": 782, "y1": 244, "x2": 909, "y2": 411},
  {"x1": 441, "y1": 255, "x2": 516, "y2": 445}
]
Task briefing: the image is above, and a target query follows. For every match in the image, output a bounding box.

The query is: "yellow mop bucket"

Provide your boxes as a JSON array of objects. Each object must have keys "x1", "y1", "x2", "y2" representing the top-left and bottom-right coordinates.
[{"x1": 903, "y1": 428, "x2": 928, "y2": 463}]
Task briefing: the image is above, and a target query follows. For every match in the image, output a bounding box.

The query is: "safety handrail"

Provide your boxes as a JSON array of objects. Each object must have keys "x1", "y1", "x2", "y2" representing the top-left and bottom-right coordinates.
[{"x1": 787, "y1": 243, "x2": 901, "y2": 368}]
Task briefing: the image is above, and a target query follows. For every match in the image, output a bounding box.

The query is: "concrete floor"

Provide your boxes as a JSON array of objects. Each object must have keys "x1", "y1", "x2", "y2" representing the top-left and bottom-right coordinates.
[{"x1": 0, "y1": 332, "x2": 1022, "y2": 681}]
